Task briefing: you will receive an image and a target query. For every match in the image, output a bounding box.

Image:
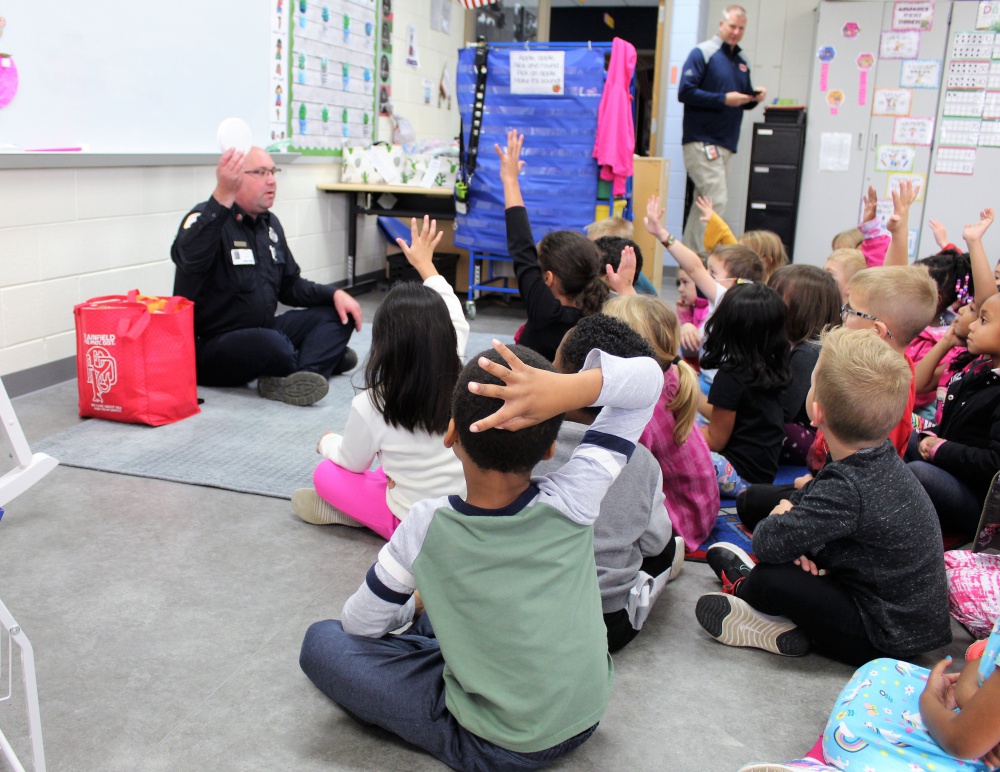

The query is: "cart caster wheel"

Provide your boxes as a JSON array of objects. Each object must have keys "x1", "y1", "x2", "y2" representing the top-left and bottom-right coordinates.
[{"x1": 465, "y1": 300, "x2": 477, "y2": 320}]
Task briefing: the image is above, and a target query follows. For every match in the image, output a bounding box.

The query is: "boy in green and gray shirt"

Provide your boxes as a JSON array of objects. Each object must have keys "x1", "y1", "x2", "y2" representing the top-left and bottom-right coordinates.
[{"x1": 299, "y1": 342, "x2": 662, "y2": 770}]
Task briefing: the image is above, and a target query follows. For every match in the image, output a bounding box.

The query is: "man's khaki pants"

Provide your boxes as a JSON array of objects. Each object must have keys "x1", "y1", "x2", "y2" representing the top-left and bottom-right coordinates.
[{"x1": 682, "y1": 141, "x2": 734, "y2": 252}]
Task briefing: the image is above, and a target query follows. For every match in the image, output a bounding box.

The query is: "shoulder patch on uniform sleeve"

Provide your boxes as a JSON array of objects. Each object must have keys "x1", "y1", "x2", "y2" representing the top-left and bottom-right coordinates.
[{"x1": 183, "y1": 212, "x2": 201, "y2": 229}]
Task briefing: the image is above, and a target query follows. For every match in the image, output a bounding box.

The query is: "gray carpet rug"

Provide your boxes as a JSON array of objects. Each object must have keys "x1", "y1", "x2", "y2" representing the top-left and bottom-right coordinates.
[{"x1": 35, "y1": 330, "x2": 510, "y2": 499}]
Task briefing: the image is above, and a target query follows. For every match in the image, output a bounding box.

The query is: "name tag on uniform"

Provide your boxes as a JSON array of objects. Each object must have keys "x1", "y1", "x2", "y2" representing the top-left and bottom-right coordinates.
[
  {"x1": 704, "y1": 144, "x2": 720, "y2": 160},
  {"x1": 231, "y1": 248, "x2": 255, "y2": 265}
]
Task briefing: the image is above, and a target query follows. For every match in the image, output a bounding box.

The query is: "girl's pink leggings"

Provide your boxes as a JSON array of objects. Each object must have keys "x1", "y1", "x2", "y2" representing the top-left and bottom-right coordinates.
[{"x1": 312, "y1": 461, "x2": 400, "y2": 540}]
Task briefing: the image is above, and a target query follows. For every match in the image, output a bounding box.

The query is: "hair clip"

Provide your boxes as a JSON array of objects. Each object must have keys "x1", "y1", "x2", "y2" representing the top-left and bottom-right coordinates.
[
  {"x1": 734, "y1": 278, "x2": 753, "y2": 285},
  {"x1": 955, "y1": 273, "x2": 973, "y2": 306}
]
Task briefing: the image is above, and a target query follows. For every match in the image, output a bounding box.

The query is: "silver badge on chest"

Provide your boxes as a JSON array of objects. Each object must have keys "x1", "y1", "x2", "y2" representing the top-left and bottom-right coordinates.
[{"x1": 269, "y1": 227, "x2": 279, "y2": 243}]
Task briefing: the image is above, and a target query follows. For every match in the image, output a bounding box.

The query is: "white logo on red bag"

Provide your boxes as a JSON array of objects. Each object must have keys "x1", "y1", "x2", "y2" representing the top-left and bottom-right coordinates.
[
  {"x1": 85, "y1": 346, "x2": 118, "y2": 403},
  {"x1": 84, "y1": 333, "x2": 116, "y2": 346}
]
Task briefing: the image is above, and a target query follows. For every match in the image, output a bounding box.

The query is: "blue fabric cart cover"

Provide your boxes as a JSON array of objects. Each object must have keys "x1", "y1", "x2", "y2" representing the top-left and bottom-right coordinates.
[{"x1": 454, "y1": 46, "x2": 605, "y2": 256}]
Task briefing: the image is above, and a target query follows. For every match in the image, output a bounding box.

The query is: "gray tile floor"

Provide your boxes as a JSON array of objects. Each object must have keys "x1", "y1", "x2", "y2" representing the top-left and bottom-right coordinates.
[{"x1": 0, "y1": 284, "x2": 970, "y2": 771}]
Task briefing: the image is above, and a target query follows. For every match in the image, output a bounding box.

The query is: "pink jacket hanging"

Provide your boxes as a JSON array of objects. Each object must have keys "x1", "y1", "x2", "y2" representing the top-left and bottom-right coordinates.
[{"x1": 593, "y1": 37, "x2": 636, "y2": 197}]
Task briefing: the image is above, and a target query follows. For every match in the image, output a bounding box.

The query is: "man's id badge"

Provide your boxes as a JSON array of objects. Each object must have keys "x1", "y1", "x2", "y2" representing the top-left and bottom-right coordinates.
[
  {"x1": 231, "y1": 248, "x2": 255, "y2": 265},
  {"x1": 704, "y1": 144, "x2": 720, "y2": 160}
]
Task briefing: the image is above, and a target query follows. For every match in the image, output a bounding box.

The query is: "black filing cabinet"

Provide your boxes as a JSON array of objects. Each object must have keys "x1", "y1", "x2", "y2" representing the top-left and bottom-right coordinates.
[{"x1": 744, "y1": 108, "x2": 806, "y2": 261}]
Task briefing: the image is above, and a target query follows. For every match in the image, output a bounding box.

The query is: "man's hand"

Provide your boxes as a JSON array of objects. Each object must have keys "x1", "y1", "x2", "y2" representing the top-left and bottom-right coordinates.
[
  {"x1": 725, "y1": 91, "x2": 753, "y2": 107},
  {"x1": 862, "y1": 185, "x2": 878, "y2": 224},
  {"x1": 213, "y1": 148, "x2": 245, "y2": 208},
  {"x1": 606, "y1": 246, "x2": 638, "y2": 296},
  {"x1": 752, "y1": 86, "x2": 767, "y2": 103},
  {"x1": 395, "y1": 215, "x2": 444, "y2": 281},
  {"x1": 644, "y1": 195, "x2": 669, "y2": 242},
  {"x1": 964, "y1": 208, "x2": 995, "y2": 245},
  {"x1": 495, "y1": 129, "x2": 525, "y2": 185},
  {"x1": 333, "y1": 289, "x2": 363, "y2": 331}
]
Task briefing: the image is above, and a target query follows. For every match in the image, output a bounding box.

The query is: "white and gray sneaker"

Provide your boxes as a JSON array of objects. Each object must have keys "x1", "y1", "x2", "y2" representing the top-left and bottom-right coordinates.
[
  {"x1": 291, "y1": 488, "x2": 363, "y2": 527},
  {"x1": 695, "y1": 593, "x2": 810, "y2": 657}
]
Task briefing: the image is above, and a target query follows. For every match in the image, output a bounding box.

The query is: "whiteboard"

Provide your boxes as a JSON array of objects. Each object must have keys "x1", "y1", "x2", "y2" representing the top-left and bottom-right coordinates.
[{"x1": 0, "y1": 2, "x2": 271, "y2": 153}]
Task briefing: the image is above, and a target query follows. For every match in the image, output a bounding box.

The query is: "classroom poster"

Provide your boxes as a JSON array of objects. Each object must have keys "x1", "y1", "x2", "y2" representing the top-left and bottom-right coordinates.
[
  {"x1": 873, "y1": 87, "x2": 912, "y2": 115},
  {"x1": 283, "y1": 0, "x2": 379, "y2": 155},
  {"x1": 887, "y1": 172, "x2": 926, "y2": 201},
  {"x1": 875, "y1": 144, "x2": 916, "y2": 172},
  {"x1": 977, "y1": 1, "x2": 1000, "y2": 30},
  {"x1": 900, "y1": 59, "x2": 941, "y2": 89},
  {"x1": 892, "y1": 2, "x2": 934, "y2": 31},
  {"x1": 880, "y1": 30, "x2": 920, "y2": 59},
  {"x1": 893, "y1": 116, "x2": 934, "y2": 145}
]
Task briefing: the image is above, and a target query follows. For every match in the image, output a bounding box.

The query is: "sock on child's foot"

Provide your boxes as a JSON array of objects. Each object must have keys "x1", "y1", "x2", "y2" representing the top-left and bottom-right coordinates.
[{"x1": 291, "y1": 488, "x2": 363, "y2": 527}]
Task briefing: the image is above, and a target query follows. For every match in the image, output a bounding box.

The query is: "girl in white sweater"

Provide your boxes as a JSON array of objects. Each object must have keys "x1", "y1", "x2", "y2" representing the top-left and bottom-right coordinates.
[{"x1": 292, "y1": 216, "x2": 469, "y2": 537}]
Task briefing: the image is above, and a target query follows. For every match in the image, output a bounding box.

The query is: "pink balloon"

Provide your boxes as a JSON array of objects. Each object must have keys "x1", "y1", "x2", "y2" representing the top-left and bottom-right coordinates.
[{"x1": 0, "y1": 57, "x2": 19, "y2": 108}]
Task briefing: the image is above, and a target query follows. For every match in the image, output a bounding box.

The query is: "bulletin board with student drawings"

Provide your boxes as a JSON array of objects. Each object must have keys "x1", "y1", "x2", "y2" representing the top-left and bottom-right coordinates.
[
  {"x1": 453, "y1": 43, "x2": 606, "y2": 257},
  {"x1": 271, "y1": 0, "x2": 380, "y2": 155}
]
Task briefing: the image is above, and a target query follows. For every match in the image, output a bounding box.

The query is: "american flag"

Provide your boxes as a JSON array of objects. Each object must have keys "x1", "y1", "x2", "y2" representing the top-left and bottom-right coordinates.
[{"x1": 458, "y1": 0, "x2": 498, "y2": 7}]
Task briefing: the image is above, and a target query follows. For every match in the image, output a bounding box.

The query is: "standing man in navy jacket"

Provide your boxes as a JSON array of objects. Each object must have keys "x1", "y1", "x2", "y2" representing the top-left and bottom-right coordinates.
[{"x1": 678, "y1": 5, "x2": 766, "y2": 250}]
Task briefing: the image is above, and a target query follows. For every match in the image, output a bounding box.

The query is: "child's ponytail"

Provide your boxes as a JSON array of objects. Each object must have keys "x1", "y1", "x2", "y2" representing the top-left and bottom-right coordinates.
[
  {"x1": 537, "y1": 230, "x2": 607, "y2": 316},
  {"x1": 603, "y1": 294, "x2": 701, "y2": 445},
  {"x1": 578, "y1": 276, "x2": 610, "y2": 318},
  {"x1": 668, "y1": 359, "x2": 700, "y2": 445}
]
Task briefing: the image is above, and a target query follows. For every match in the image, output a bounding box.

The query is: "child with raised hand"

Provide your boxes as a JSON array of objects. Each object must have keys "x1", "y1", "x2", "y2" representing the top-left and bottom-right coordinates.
[
  {"x1": 498, "y1": 129, "x2": 608, "y2": 361},
  {"x1": 739, "y1": 616, "x2": 1000, "y2": 772},
  {"x1": 536, "y1": 314, "x2": 685, "y2": 652},
  {"x1": 699, "y1": 282, "x2": 792, "y2": 497},
  {"x1": 594, "y1": 236, "x2": 659, "y2": 296},
  {"x1": 694, "y1": 196, "x2": 789, "y2": 281},
  {"x1": 768, "y1": 265, "x2": 842, "y2": 465},
  {"x1": 605, "y1": 294, "x2": 719, "y2": 551},
  {"x1": 697, "y1": 327, "x2": 950, "y2": 664},
  {"x1": 907, "y1": 210, "x2": 1000, "y2": 538},
  {"x1": 299, "y1": 340, "x2": 663, "y2": 771},
  {"x1": 645, "y1": 194, "x2": 764, "y2": 389},
  {"x1": 675, "y1": 262, "x2": 709, "y2": 357},
  {"x1": 291, "y1": 216, "x2": 469, "y2": 537}
]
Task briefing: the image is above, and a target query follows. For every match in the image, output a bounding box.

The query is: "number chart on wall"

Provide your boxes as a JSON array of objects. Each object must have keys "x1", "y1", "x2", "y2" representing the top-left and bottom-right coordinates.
[{"x1": 270, "y1": 0, "x2": 378, "y2": 155}]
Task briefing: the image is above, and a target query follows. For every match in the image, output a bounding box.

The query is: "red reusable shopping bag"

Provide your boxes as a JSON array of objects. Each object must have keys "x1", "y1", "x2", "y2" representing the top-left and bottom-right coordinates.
[{"x1": 74, "y1": 290, "x2": 200, "y2": 426}]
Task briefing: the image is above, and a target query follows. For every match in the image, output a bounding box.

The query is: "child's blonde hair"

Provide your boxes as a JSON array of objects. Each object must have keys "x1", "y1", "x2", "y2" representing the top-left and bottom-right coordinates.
[
  {"x1": 814, "y1": 327, "x2": 911, "y2": 445},
  {"x1": 603, "y1": 294, "x2": 700, "y2": 445},
  {"x1": 826, "y1": 248, "x2": 866, "y2": 279},
  {"x1": 738, "y1": 230, "x2": 788, "y2": 281},
  {"x1": 848, "y1": 265, "x2": 938, "y2": 344},
  {"x1": 586, "y1": 217, "x2": 634, "y2": 241},
  {"x1": 831, "y1": 228, "x2": 863, "y2": 250}
]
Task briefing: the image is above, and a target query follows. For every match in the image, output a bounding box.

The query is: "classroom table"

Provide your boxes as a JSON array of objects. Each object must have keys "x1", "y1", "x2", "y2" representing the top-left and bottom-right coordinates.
[{"x1": 317, "y1": 182, "x2": 456, "y2": 293}]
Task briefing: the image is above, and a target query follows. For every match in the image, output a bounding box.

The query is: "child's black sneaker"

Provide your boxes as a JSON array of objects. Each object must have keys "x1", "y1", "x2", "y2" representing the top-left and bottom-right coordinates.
[
  {"x1": 695, "y1": 593, "x2": 810, "y2": 657},
  {"x1": 705, "y1": 541, "x2": 754, "y2": 594}
]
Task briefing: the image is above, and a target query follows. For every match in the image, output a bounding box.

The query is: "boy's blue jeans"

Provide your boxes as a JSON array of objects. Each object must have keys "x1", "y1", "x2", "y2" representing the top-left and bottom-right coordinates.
[{"x1": 299, "y1": 614, "x2": 596, "y2": 771}]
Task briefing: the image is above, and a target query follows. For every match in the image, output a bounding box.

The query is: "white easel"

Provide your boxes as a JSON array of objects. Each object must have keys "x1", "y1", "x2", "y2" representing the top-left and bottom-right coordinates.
[{"x1": 0, "y1": 376, "x2": 55, "y2": 772}]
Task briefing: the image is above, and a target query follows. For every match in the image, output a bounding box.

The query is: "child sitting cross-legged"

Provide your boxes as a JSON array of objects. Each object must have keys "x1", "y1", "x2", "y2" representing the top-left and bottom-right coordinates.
[
  {"x1": 535, "y1": 314, "x2": 685, "y2": 653},
  {"x1": 299, "y1": 340, "x2": 663, "y2": 771},
  {"x1": 696, "y1": 327, "x2": 951, "y2": 664}
]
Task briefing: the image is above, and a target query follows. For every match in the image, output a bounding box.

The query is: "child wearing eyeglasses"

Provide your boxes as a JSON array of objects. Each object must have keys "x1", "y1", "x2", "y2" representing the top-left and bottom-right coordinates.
[
  {"x1": 790, "y1": 265, "x2": 939, "y2": 488},
  {"x1": 697, "y1": 327, "x2": 950, "y2": 664}
]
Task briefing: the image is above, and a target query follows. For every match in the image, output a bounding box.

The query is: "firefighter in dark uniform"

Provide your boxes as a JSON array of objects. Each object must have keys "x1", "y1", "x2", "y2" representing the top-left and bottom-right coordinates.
[{"x1": 171, "y1": 146, "x2": 361, "y2": 406}]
